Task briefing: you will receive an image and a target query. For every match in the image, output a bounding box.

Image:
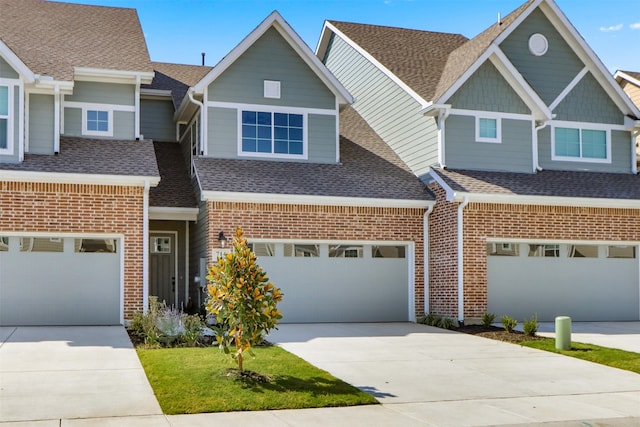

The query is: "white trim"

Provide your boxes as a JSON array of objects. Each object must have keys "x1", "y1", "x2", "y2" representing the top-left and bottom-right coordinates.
[
  {"x1": 486, "y1": 237, "x2": 640, "y2": 246},
  {"x1": 142, "y1": 180, "x2": 150, "y2": 314},
  {"x1": 476, "y1": 116, "x2": 502, "y2": 143},
  {"x1": 120, "y1": 234, "x2": 125, "y2": 324},
  {"x1": 615, "y1": 71, "x2": 640, "y2": 89},
  {"x1": 18, "y1": 82, "x2": 24, "y2": 161},
  {"x1": 185, "y1": 221, "x2": 190, "y2": 307},
  {"x1": 319, "y1": 21, "x2": 428, "y2": 108},
  {"x1": 63, "y1": 101, "x2": 135, "y2": 112},
  {"x1": 236, "y1": 108, "x2": 308, "y2": 160},
  {"x1": 206, "y1": 100, "x2": 337, "y2": 117},
  {"x1": 335, "y1": 98, "x2": 340, "y2": 163},
  {"x1": 24, "y1": 89, "x2": 30, "y2": 154},
  {"x1": 63, "y1": 102, "x2": 134, "y2": 138},
  {"x1": 263, "y1": 80, "x2": 281, "y2": 99},
  {"x1": 202, "y1": 86, "x2": 208, "y2": 156},
  {"x1": 201, "y1": 190, "x2": 434, "y2": 209},
  {"x1": 149, "y1": 230, "x2": 179, "y2": 307},
  {"x1": 53, "y1": 85, "x2": 60, "y2": 152},
  {"x1": 140, "y1": 88, "x2": 173, "y2": 98},
  {"x1": 134, "y1": 75, "x2": 141, "y2": 139},
  {"x1": 449, "y1": 108, "x2": 532, "y2": 121},
  {"x1": 0, "y1": 170, "x2": 160, "y2": 187},
  {"x1": 73, "y1": 68, "x2": 154, "y2": 85},
  {"x1": 192, "y1": 12, "x2": 352, "y2": 105},
  {"x1": 82, "y1": 109, "x2": 113, "y2": 137},
  {"x1": 0, "y1": 41, "x2": 35, "y2": 83},
  {"x1": 549, "y1": 67, "x2": 589, "y2": 112},
  {"x1": 0, "y1": 81, "x2": 14, "y2": 156},
  {"x1": 551, "y1": 119, "x2": 629, "y2": 132},
  {"x1": 149, "y1": 207, "x2": 199, "y2": 221},
  {"x1": 550, "y1": 123, "x2": 611, "y2": 164}
]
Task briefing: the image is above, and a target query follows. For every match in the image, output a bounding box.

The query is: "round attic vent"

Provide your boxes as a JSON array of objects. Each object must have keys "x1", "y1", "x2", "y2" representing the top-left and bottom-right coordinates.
[{"x1": 528, "y1": 33, "x2": 548, "y2": 56}]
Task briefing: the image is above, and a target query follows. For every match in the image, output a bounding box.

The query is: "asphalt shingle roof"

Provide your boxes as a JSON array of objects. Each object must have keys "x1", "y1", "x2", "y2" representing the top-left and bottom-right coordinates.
[
  {"x1": 150, "y1": 141, "x2": 197, "y2": 208},
  {"x1": 0, "y1": 0, "x2": 152, "y2": 81},
  {"x1": 195, "y1": 107, "x2": 432, "y2": 202},
  {"x1": 0, "y1": 137, "x2": 159, "y2": 178},
  {"x1": 434, "y1": 168, "x2": 640, "y2": 200},
  {"x1": 145, "y1": 62, "x2": 213, "y2": 108}
]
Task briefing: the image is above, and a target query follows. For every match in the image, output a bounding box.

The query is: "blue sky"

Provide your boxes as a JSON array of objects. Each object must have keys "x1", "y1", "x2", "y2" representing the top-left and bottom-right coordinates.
[{"x1": 67, "y1": 0, "x2": 639, "y2": 73}]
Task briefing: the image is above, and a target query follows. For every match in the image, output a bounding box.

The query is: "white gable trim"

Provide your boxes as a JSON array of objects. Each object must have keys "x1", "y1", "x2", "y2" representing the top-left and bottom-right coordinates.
[
  {"x1": 192, "y1": 12, "x2": 353, "y2": 106},
  {"x1": 548, "y1": 66, "x2": 589, "y2": 112},
  {"x1": 614, "y1": 71, "x2": 640, "y2": 89},
  {"x1": 0, "y1": 41, "x2": 35, "y2": 83},
  {"x1": 201, "y1": 190, "x2": 432, "y2": 209},
  {"x1": 318, "y1": 21, "x2": 429, "y2": 109}
]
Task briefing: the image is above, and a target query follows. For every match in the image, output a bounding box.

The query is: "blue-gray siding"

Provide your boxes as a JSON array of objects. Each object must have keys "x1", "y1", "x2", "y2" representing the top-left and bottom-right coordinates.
[
  {"x1": 448, "y1": 61, "x2": 530, "y2": 114},
  {"x1": 28, "y1": 94, "x2": 55, "y2": 154},
  {"x1": 63, "y1": 108, "x2": 134, "y2": 139},
  {"x1": 208, "y1": 27, "x2": 335, "y2": 110},
  {"x1": 0, "y1": 84, "x2": 20, "y2": 163},
  {"x1": 141, "y1": 98, "x2": 175, "y2": 142},
  {"x1": 308, "y1": 114, "x2": 337, "y2": 163},
  {"x1": 0, "y1": 56, "x2": 19, "y2": 79},
  {"x1": 63, "y1": 108, "x2": 82, "y2": 136},
  {"x1": 445, "y1": 115, "x2": 533, "y2": 173},
  {"x1": 65, "y1": 81, "x2": 135, "y2": 106},
  {"x1": 538, "y1": 127, "x2": 632, "y2": 173},
  {"x1": 323, "y1": 32, "x2": 438, "y2": 177},
  {"x1": 554, "y1": 73, "x2": 624, "y2": 124},
  {"x1": 500, "y1": 7, "x2": 584, "y2": 106}
]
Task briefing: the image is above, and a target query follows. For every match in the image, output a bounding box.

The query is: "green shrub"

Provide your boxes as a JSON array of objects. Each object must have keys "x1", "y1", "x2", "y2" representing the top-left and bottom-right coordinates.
[
  {"x1": 481, "y1": 312, "x2": 496, "y2": 328},
  {"x1": 501, "y1": 315, "x2": 517, "y2": 333},
  {"x1": 437, "y1": 316, "x2": 457, "y2": 330},
  {"x1": 418, "y1": 313, "x2": 457, "y2": 330},
  {"x1": 523, "y1": 314, "x2": 538, "y2": 337},
  {"x1": 418, "y1": 313, "x2": 439, "y2": 326}
]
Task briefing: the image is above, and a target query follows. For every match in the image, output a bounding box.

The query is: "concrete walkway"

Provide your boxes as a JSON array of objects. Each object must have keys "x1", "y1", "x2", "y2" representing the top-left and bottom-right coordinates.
[
  {"x1": 534, "y1": 321, "x2": 640, "y2": 353},
  {"x1": 0, "y1": 326, "x2": 162, "y2": 424}
]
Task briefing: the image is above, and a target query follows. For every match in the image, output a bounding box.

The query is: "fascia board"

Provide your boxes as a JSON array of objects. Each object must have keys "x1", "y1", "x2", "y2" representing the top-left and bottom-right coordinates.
[
  {"x1": 539, "y1": 1, "x2": 640, "y2": 118},
  {"x1": 140, "y1": 88, "x2": 172, "y2": 97},
  {"x1": 149, "y1": 207, "x2": 199, "y2": 221},
  {"x1": 0, "y1": 170, "x2": 160, "y2": 187},
  {"x1": 73, "y1": 68, "x2": 155, "y2": 85},
  {"x1": 425, "y1": 168, "x2": 456, "y2": 200},
  {"x1": 201, "y1": 190, "x2": 433, "y2": 209},
  {"x1": 614, "y1": 71, "x2": 640, "y2": 89},
  {"x1": 450, "y1": 191, "x2": 640, "y2": 209},
  {"x1": 0, "y1": 41, "x2": 35, "y2": 83}
]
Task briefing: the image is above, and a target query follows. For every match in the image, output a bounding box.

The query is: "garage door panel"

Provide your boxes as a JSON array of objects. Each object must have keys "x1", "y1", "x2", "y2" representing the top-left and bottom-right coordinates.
[
  {"x1": 255, "y1": 244, "x2": 408, "y2": 323},
  {"x1": 0, "y1": 237, "x2": 120, "y2": 326},
  {"x1": 488, "y1": 255, "x2": 639, "y2": 322}
]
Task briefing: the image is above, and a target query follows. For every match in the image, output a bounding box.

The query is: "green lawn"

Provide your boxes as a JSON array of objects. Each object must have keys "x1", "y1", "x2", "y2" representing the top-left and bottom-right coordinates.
[
  {"x1": 521, "y1": 339, "x2": 640, "y2": 374},
  {"x1": 137, "y1": 345, "x2": 378, "y2": 414}
]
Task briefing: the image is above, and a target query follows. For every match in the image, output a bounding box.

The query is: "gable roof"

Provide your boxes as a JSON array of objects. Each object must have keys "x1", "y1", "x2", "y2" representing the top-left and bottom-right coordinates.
[
  {"x1": 615, "y1": 70, "x2": 640, "y2": 89},
  {"x1": 191, "y1": 11, "x2": 353, "y2": 105},
  {"x1": 0, "y1": 0, "x2": 153, "y2": 82},
  {"x1": 431, "y1": 167, "x2": 640, "y2": 208},
  {"x1": 194, "y1": 107, "x2": 432, "y2": 207},
  {"x1": 145, "y1": 62, "x2": 213, "y2": 108}
]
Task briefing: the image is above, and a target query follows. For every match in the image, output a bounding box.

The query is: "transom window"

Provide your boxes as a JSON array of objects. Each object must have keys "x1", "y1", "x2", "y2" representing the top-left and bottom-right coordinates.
[
  {"x1": 476, "y1": 117, "x2": 501, "y2": 143},
  {"x1": 553, "y1": 126, "x2": 608, "y2": 162},
  {"x1": 241, "y1": 110, "x2": 304, "y2": 157},
  {"x1": 0, "y1": 85, "x2": 10, "y2": 151}
]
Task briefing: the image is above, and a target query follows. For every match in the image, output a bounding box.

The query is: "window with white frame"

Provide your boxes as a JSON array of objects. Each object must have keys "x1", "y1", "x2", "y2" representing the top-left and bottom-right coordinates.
[
  {"x1": 241, "y1": 110, "x2": 304, "y2": 157},
  {"x1": 0, "y1": 85, "x2": 10, "y2": 152},
  {"x1": 476, "y1": 117, "x2": 501, "y2": 143},
  {"x1": 83, "y1": 109, "x2": 112, "y2": 136},
  {"x1": 553, "y1": 126, "x2": 608, "y2": 162}
]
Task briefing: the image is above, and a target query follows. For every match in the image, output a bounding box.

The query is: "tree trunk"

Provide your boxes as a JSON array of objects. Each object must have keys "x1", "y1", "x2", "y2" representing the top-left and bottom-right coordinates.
[{"x1": 238, "y1": 353, "x2": 243, "y2": 372}]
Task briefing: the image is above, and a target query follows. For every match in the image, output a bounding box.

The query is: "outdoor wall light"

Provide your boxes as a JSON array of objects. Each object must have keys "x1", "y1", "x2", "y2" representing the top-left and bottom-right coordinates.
[{"x1": 218, "y1": 231, "x2": 227, "y2": 248}]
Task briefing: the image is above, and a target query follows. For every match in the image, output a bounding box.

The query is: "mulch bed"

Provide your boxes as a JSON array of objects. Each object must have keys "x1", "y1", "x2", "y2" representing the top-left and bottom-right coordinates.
[{"x1": 456, "y1": 325, "x2": 548, "y2": 343}]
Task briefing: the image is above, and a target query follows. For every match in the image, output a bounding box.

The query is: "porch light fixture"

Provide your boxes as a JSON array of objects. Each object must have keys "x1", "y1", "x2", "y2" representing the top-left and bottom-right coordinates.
[{"x1": 218, "y1": 231, "x2": 227, "y2": 248}]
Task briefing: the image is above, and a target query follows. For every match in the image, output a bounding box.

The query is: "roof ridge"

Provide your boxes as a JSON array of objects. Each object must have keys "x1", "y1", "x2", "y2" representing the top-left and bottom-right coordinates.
[{"x1": 328, "y1": 20, "x2": 465, "y2": 39}]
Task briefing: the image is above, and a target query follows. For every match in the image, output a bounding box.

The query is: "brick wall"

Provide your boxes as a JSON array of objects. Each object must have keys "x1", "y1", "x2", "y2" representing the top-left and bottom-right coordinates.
[
  {"x1": 206, "y1": 201, "x2": 426, "y2": 318},
  {"x1": 0, "y1": 181, "x2": 144, "y2": 318}
]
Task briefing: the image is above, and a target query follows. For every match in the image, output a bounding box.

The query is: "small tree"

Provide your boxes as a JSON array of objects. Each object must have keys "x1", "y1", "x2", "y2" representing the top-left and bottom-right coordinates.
[{"x1": 206, "y1": 228, "x2": 283, "y2": 372}]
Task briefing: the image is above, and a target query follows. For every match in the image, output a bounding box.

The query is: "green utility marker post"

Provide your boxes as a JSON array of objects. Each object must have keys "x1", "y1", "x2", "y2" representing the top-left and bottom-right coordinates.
[{"x1": 555, "y1": 316, "x2": 571, "y2": 350}]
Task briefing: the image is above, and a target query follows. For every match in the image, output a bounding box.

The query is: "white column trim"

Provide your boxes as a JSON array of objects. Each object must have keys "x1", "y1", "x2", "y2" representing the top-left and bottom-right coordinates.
[
  {"x1": 53, "y1": 85, "x2": 60, "y2": 154},
  {"x1": 134, "y1": 74, "x2": 141, "y2": 139}
]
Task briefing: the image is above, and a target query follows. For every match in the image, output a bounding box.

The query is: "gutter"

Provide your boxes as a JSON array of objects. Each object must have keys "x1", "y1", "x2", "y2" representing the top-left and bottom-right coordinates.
[
  {"x1": 457, "y1": 196, "x2": 469, "y2": 322},
  {"x1": 187, "y1": 88, "x2": 205, "y2": 154},
  {"x1": 423, "y1": 204, "x2": 434, "y2": 315}
]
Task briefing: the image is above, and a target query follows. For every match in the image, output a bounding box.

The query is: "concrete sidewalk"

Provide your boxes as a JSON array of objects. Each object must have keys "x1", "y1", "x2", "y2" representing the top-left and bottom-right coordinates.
[{"x1": 534, "y1": 321, "x2": 640, "y2": 353}]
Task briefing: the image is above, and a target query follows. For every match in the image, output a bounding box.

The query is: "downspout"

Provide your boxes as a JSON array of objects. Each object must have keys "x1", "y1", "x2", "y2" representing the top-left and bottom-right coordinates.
[
  {"x1": 53, "y1": 84, "x2": 60, "y2": 154},
  {"x1": 631, "y1": 129, "x2": 639, "y2": 174},
  {"x1": 437, "y1": 108, "x2": 450, "y2": 168},
  {"x1": 457, "y1": 196, "x2": 469, "y2": 323},
  {"x1": 423, "y1": 204, "x2": 434, "y2": 315},
  {"x1": 142, "y1": 179, "x2": 150, "y2": 314},
  {"x1": 187, "y1": 88, "x2": 205, "y2": 155},
  {"x1": 534, "y1": 121, "x2": 548, "y2": 172}
]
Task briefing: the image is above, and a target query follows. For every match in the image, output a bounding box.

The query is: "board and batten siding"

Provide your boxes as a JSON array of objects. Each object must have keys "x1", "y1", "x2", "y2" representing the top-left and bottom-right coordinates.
[
  {"x1": 447, "y1": 61, "x2": 530, "y2": 114},
  {"x1": 537, "y1": 127, "x2": 632, "y2": 173},
  {"x1": 500, "y1": 7, "x2": 584, "y2": 106},
  {"x1": 554, "y1": 73, "x2": 624, "y2": 125},
  {"x1": 445, "y1": 115, "x2": 533, "y2": 173},
  {"x1": 208, "y1": 27, "x2": 335, "y2": 110},
  {"x1": 0, "y1": 56, "x2": 19, "y2": 79},
  {"x1": 141, "y1": 98, "x2": 176, "y2": 142},
  {"x1": 65, "y1": 81, "x2": 135, "y2": 106},
  {"x1": 28, "y1": 94, "x2": 55, "y2": 154},
  {"x1": 323, "y1": 33, "x2": 438, "y2": 178}
]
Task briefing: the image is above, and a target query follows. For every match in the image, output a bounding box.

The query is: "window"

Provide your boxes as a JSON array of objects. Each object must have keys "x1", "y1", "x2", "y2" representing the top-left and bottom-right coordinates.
[
  {"x1": 528, "y1": 244, "x2": 559, "y2": 257},
  {"x1": 476, "y1": 117, "x2": 501, "y2": 143},
  {"x1": 75, "y1": 239, "x2": 117, "y2": 253},
  {"x1": 0, "y1": 236, "x2": 8, "y2": 252},
  {"x1": 284, "y1": 244, "x2": 319, "y2": 257},
  {"x1": 20, "y1": 237, "x2": 64, "y2": 253},
  {"x1": 83, "y1": 109, "x2": 112, "y2": 136},
  {"x1": 607, "y1": 246, "x2": 636, "y2": 259},
  {"x1": 249, "y1": 243, "x2": 275, "y2": 257},
  {"x1": 553, "y1": 127, "x2": 608, "y2": 162},
  {"x1": 151, "y1": 237, "x2": 171, "y2": 254},
  {"x1": 568, "y1": 244, "x2": 598, "y2": 258},
  {"x1": 0, "y1": 85, "x2": 9, "y2": 151},
  {"x1": 487, "y1": 242, "x2": 519, "y2": 256},
  {"x1": 241, "y1": 110, "x2": 304, "y2": 157},
  {"x1": 372, "y1": 245, "x2": 406, "y2": 258},
  {"x1": 329, "y1": 245, "x2": 363, "y2": 258}
]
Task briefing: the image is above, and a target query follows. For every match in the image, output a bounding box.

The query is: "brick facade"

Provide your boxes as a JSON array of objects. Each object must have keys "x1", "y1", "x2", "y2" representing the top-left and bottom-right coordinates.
[
  {"x1": 0, "y1": 181, "x2": 144, "y2": 318},
  {"x1": 206, "y1": 201, "x2": 426, "y2": 318},
  {"x1": 428, "y1": 181, "x2": 640, "y2": 321}
]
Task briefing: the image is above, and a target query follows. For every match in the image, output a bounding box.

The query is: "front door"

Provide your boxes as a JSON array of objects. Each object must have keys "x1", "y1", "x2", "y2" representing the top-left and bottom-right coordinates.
[{"x1": 149, "y1": 234, "x2": 176, "y2": 307}]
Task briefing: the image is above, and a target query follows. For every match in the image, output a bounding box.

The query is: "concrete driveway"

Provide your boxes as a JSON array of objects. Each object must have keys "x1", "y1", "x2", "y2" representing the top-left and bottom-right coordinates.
[
  {"x1": 535, "y1": 321, "x2": 640, "y2": 353},
  {"x1": 268, "y1": 323, "x2": 640, "y2": 426},
  {"x1": 0, "y1": 326, "x2": 162, "y2": 424}
]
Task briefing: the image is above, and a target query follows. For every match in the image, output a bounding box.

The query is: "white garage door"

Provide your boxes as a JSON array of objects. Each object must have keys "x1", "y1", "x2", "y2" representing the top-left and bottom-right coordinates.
[
  {"x1": 251, "y1": 241, "x2": 410, "y2": 323},
  {"x1": 487, "y1": 242, "x2": 639, "y2": 321},
  {"x1": 0, "y1": 236, "x2": 121, "y2": 326}
]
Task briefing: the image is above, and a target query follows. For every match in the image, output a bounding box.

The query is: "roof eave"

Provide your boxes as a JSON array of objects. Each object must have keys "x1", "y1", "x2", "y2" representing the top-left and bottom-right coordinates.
[
  {"x1": 74, "y1": 67, "x2": 155, "y2": 85},
  {"x1": 0, "y1": 170, "x2": 160, "y2": 187}
]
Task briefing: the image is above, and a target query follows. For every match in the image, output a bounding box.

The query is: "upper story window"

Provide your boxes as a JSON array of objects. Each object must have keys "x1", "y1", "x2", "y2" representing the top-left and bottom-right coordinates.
[
  {"x1": 240, "y1": 110, "x2": 305, "y2": 158},
  {"x1": 0, "y1": 85, "x2": 10, "y2": 153},
  {"x1": 552, "y1": 126, "x2": 609, "y2": 163},
  {"x1": 476, "y1": 117, "x2": 501, "y2": 143},
  {"x1": 83, "y1": 108, "x2": 112, "y2": 137}
]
